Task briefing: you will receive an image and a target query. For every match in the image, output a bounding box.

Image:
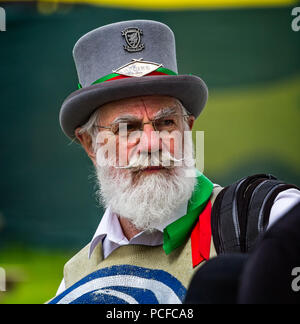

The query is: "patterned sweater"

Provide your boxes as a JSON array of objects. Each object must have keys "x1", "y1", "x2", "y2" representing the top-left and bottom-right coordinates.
[{"x1": 49, "y1": 186, "x2": 222, "y2": 304}]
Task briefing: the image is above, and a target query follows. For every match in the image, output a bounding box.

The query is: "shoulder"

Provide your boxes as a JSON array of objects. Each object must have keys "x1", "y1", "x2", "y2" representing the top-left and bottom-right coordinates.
[
  {"x1": 63, "y1": 244, "x2": 90, "y2": 287},
  {"x1": 63, "y1": 242, "x2": 103, "y2": 289}
]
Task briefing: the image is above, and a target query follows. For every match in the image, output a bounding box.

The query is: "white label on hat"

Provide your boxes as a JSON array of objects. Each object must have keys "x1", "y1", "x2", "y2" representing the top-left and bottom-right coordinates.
[{"x1": 113, "y1": 59, "x2": 162, "y2": 77}]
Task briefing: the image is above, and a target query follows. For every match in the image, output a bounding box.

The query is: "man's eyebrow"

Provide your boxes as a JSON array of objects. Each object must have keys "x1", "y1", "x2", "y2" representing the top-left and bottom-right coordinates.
[
  {"x1": 111, "y1": 114, "x2": 140, "y2": 124},
  {"x1": 111, "y1": 107, "x2": 178, "y2": 124},
  {"x1": 153, "y1": 107, "x2": 178, "y2": 119}
]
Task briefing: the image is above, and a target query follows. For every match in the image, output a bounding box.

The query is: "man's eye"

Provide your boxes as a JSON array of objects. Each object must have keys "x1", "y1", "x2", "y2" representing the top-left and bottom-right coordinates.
[
  {"x1": 162, "y1": 119, "x2": 175, "y2": 126},
  {"x1": 127, "y1": 123, "x2": 138, "y2": 130}
]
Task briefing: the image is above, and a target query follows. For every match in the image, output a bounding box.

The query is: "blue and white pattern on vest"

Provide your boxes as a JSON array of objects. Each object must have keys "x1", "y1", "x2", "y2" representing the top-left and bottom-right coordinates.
[{"x1": 49, "y1": 265, "x2": 187, "y2": 304}]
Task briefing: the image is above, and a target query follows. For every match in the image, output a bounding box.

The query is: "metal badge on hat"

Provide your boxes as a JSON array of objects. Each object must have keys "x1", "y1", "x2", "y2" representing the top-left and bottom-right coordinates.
[
  {"x1": 122, "y1": 27, "x2": 145, "y2": 52},
  {"x1": 113, "y1": 58, "x2": 163, "y2": 77}
]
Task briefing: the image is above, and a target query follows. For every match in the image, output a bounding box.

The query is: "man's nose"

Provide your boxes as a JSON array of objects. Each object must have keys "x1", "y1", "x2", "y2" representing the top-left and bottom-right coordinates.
[{"x1": 138, "y1": 123, "x2": 161, "y2": 153}]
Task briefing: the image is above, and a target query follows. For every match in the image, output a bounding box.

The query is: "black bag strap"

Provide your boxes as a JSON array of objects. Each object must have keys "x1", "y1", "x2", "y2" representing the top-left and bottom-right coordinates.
[
  {"x1": 237, "y1": 177, "x2": 270, "y2": 252},
  {"x1": 211, "y1": 173, "x2": 299, "y2": 255}
]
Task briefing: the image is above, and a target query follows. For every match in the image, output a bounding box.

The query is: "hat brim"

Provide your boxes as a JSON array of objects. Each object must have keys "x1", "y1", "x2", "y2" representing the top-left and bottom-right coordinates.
[{"x1": 59, "y1": 75, "x2": 208, "y2": 140}]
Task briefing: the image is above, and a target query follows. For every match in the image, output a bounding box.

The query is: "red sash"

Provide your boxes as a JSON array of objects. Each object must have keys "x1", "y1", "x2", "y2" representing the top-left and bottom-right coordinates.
[{"x1": 191, "y1": 201, "x2": 212, "y2": 268}]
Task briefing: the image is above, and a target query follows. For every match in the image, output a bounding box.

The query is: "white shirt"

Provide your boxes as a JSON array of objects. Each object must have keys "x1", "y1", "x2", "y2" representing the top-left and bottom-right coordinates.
[
  {"x1": 267, "y1": 188, "x2": 300, "y2": 228},
  {"x1": 56, "y1": 187, "x2": 300, "y2": 295},
  {"x1": 89, "y1": 202, "x2": 188, "y2": 259}
]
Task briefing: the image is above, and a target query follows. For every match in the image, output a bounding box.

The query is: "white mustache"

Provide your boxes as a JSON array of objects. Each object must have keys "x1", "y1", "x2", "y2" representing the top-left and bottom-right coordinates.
[{"x1": 115, "y1": 150, "x2": 184, "y2": 170}]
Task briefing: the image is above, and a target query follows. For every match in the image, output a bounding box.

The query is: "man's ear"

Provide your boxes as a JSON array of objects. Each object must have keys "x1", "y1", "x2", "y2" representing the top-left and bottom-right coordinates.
[
  {"x1": 75, "y1": 128, "x2": 97, "y2": 165},
  {"x1": 188, "y1": 115, "x2": 195, "y2": 130}
]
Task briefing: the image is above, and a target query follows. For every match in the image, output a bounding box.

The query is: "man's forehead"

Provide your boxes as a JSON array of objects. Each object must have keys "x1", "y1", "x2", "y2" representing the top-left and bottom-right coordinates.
[{"x1": 98, "y1": 96, "x2": 182, "y2": 121}]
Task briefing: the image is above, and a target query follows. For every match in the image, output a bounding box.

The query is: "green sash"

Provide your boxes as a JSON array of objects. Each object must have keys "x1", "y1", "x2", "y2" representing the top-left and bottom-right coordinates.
[{"x1": 163, "y1": 171, "x2": 213, "y2": 254}]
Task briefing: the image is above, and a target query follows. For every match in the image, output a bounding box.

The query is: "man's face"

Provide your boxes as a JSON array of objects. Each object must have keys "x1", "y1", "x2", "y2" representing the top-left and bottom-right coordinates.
[
  {"x1": 92, "y1": 95, "x2": 194, "y2": 176},
  {"x1": 76, "y1": 95, "x2": 196, "y2": 231}
]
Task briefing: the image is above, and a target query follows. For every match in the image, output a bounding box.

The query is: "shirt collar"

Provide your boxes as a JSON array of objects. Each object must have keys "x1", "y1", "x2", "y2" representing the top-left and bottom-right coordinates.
[{"x1": 88, "y1": 202, "x2": 188, "y2": 258}]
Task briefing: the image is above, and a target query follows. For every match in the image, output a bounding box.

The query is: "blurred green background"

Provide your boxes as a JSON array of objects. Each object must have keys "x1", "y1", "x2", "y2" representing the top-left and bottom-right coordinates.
[{"x1": 0, "y1": 0, "x2": 299, "y2": 303}]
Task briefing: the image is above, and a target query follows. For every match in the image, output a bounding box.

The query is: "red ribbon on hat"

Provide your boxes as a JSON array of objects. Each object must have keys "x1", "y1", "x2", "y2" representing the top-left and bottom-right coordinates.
[
  {"x1": 77, "y1": 67, "x2": 177, "y2": 89},
  {"x1": 103, "y1": 70, "x2": 172, "y2": 82}
]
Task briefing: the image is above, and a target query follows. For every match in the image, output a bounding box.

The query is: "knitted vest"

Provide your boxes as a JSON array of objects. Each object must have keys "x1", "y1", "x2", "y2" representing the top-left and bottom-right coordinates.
[{"x1": 53, "y1": 186, "x2": 222, "y2": 304}]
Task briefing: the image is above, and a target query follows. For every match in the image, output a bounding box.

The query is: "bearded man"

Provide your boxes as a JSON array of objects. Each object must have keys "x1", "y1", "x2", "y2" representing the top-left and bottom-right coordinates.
[{"x1": 49, "y1": 20, "x2": 300, "y2": 304}]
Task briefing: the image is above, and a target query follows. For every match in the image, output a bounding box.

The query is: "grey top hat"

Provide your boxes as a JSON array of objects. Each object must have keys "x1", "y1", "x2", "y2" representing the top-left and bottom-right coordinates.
[{"x1": 59, "y1": 20, "x2": 208, "y2": 139}]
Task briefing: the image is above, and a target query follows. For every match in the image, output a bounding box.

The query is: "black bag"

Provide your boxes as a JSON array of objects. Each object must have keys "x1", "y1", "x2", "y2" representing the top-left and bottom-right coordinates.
[{"x1": 211, "y1": 174, "x2": 299, "y2": 255}]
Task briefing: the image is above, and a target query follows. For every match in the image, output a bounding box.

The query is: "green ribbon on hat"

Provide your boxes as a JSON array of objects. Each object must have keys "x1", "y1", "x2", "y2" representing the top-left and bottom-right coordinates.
[{"x1": 163, "y1": 170, "x2": 213, "y2": 255}]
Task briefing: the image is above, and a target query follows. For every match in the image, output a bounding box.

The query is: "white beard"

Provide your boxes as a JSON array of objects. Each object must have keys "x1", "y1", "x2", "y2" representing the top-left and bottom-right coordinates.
[{"x1": 94, "y1": 133, "x2": 197, "y2": 232}]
